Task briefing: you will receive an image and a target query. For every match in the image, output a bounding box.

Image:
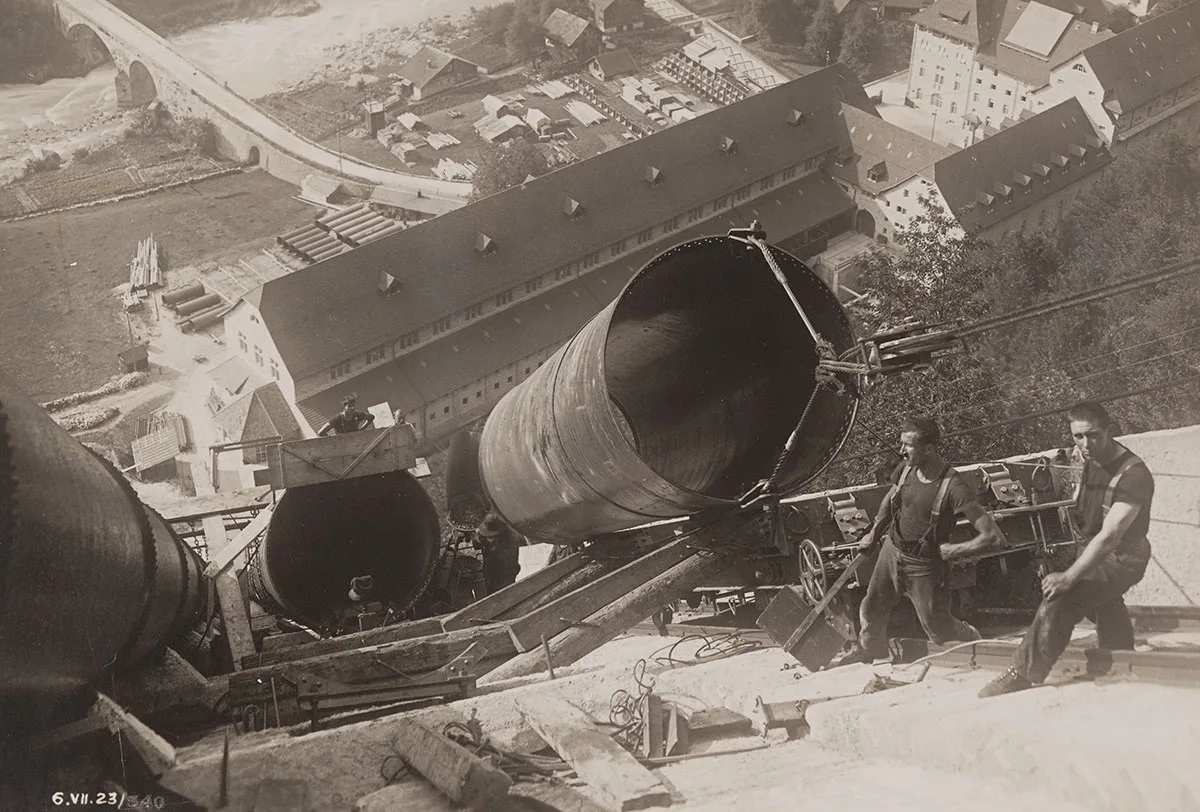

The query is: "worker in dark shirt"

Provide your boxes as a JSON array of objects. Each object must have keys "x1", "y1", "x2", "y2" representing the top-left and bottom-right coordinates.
[
  {"x1": 477, "y1": 512, "x2": 522, "y2": 595},
  {"x1": 317, "y1": 396, "x2": 375, "y2": 436},
  {"x1": 835, "y1": 416, "x2": 1004, "y2": 666},
  {"x1": 980, "y1": 401, "x2": 1154, "y2": 697}
]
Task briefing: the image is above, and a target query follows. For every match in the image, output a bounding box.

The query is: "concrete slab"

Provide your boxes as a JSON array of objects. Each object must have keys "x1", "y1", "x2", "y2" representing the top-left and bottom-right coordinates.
[{"x1": 804, "y1": 673, "x2": 1200, "y2": 812}]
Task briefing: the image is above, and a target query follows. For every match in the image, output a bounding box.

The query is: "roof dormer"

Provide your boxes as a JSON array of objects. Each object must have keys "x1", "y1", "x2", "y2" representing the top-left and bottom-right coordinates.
[
  {"x1": 378, "y1": 271, "x2": 401, "y2": 297},
  {"x1": 644, "y1": 164, "x2": 663, "y2": 185},
  {"x1": 787, "y1": 109, "x2": 806, "y2": 127},
  {"x1": 720, "y1": 135, "x2": 738, "y2": 155},
  {"x1": 476, "y1": 232, "x2": 497, "y2": 255},
  {"x1": 564, "y1": 197, "x2": 584, "y2": 217}
]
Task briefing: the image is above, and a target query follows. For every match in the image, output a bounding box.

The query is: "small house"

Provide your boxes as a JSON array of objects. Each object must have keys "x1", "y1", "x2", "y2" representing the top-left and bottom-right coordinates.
[
  {"x1": 592, "y1": 0, "x2": 646, "y2": 33},
  {"x1": 544, "y1": 8, "x2": 603, "y2": 62},
  {"x1": 396, "y1": 46, "x2": 480, "y2": 101},
  {"x1": 587, "y1": 48, "x2": 638, "y2": 81},
  {"x1": 118, "y1": 343, "x2": 150, "y2": 373}
]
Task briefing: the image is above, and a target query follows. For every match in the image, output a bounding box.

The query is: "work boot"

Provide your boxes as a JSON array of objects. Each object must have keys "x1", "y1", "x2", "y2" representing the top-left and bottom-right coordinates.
[
  {"x1": 978, "y1": 666, "x2": 1033, "y2": 698},
  {"x1": 828, "y1": 643, "x2": 875, "y2": 669}
]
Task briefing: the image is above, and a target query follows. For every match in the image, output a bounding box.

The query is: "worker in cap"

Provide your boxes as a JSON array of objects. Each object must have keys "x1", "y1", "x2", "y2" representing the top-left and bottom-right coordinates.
[
  {"x1": 318, "y1": 395, "x2": 375, "y2": 436},
  {"x1": 477, "y1": 512, "x2": 521, "y2": 595}
]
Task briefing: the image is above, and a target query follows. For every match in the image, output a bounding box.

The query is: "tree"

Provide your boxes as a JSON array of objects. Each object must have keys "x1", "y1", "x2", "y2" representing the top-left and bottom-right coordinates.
[
  {"x1": 744, "y1": 0, "x2": 803, "y2": 43},
  {"x1": 504, "y1": 12, "x2": 545, "y2": 62},
  {"x1": 470, "y1": 140, "x2": 550, "y2": 200},
  {"x1": 802, "y1": 1, "x2": 842, "y2": 66},
  {"x1": 818, "y1": 130, "x2": 1200, "y2": 488},
  {"x1": 837, "y1": 5, "x2": 882, "y2": 80},
  {"x1": 471, "y1": 2, "x2": 517, "y2": 44},
  {"x1": 879, "y1": 20, "x2": 914, "y2": 75},
  {"x1": 0, "y1": 0, "x2": 86, "y2": 83}
]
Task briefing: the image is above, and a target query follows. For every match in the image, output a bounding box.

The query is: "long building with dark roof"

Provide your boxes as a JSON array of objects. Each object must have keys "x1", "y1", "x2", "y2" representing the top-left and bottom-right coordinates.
[
  {"x1": 1029, "y1": 0, "x2": 1200, "y2": 148},
  {"x1": 226, "y1": 66, "x2": 873, "y2": 445}
]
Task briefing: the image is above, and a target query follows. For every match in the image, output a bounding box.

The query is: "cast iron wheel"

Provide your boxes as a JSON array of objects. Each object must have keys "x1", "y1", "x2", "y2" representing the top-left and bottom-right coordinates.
[{"x1": 798, "y1": 538, "x2": 828, "y2": 605}]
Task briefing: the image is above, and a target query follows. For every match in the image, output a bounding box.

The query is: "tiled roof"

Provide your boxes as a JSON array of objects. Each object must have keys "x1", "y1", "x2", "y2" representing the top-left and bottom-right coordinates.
[
  {"x1": 545, "y1": 8, "x2": 593, "y2": 47},
  {"x1": 975, "y1": 1, "x2": 1112, "y2": 86},
  {"x1": 397, "y1": 46, "x2": 470, "y2": 89},
  {"x1": 1082, "y1": 0, "x2": 1200, "y2": 116},
  {"x1": 591, "y1": 48, "x2": 638, "y2": 76},
  {"x1": 299, "y1": 171, "x2": 854, "y2": 430},
  {"x1": 833, "y1": 103, "x2": 955, "y2": 194},
  {"x1": 912, "y1": 0, "x2": 985, "y2": 45},
  {"x1": 215, "y1": 382, "x2": 302, "y2": 443},
  {"x1": 208, "y1": 355, "x2": 260, "y2": 397},
  {"x1": 254, "y1": 65, "x2": 873, "y2": 380},
  {"x1": 933, "y1": 97, "x2": 1111, "y2": 233}
]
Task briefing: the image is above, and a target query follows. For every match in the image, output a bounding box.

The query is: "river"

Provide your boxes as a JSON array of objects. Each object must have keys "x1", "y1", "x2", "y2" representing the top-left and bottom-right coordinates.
[{"x1": 0, "y1": 0, "x2": 499, "y2": 174}]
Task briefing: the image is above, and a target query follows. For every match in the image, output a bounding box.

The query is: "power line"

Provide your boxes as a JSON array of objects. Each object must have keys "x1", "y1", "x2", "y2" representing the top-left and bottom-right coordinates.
[
  {"x1": 930, "y1": 344, "x2": 1199, "y2": 424},
  {"x1": 928, "y1": 324, "x2": 1200, "y2": 412},
  {"x1": 958, "y1": 256, "x2": 1200, "y2": 339},
  {"x1": 831, "y1": 373, "x2": 1200, "y2": 469}
]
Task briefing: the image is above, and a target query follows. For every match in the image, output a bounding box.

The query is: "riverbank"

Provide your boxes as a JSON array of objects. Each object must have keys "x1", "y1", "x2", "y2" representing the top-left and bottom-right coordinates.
[{"x1": 110, "y1": 0, "x2": 321, "y2": 37}]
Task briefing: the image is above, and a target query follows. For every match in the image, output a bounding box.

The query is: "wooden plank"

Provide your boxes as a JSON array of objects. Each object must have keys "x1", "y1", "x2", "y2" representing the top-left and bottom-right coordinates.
[
  {"x1": 441, "y1": 553, "x2": 587, "y2": 631},
  {"x1": 640, "y1": 694, "x2": 664, "y2": 759},
  {"x1": 780, "y1": 552, "x2": 869, "y2": 654},
  {"x1": 154, "y1": 486, "x2": 272, "y2": 522},
  {"x1": 516, "y1": 694, "x2": 672, "y2": 812},
  {"x1": 507, "y1": 541, "x2": 692, "y2": 651},
  {"x1": 203, "y1": 515, "x2": 257, "y2": 668},
  {"x1": 390, "y1": 720, "x2": 512, "y2": 810},
  {"x1": 92, "y1": 693, "x2": 177, "y2": 776},
  {"x1": 480, "y1": 527, "x2": 733, "y2": 686},
  {"x1": 215, "y1": 572, "x2": 257, "y2": 669},
  {"x1": 677, "y1": 707, "x2": 752, "y2": 738},
  {"x1": 202, "y1": 500, "x2": 278, "y2": 577},
  {"x1": 240, "y1": 616, "x2": 449, "y2": 669},
  {"x1": 497, "y1": 558, "x2": 623, "y2": 621},
  {"x1": 267, "y1": 426, "x2": 416, "y2": 489},
  {"x1": 232, "y1": 626, "x2": 516, "y2": 688}
]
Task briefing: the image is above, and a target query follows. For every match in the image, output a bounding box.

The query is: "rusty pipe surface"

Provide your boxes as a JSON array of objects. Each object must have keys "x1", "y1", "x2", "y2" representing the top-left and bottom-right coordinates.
[
  {"x1": 246, "y1": 471, "x2": 441, "y2": 627},
  {"x1": 479, "y1": 236, "x2": 858, "y2": 545},
  {"x1": 0, "y1": 371, "x2": 206, "y2": 728}
]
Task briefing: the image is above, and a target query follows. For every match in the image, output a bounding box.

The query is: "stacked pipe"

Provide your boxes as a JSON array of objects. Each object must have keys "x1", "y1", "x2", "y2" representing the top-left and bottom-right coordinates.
[
  {"x1": 478, "y1": 235, "x2": 858, "y2": 545},
  {"x1": 0, "y1": 371, "x2": 207, "y2": 733}
]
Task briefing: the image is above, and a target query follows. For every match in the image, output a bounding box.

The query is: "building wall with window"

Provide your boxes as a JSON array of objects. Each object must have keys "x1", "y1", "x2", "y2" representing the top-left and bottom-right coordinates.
[
  {"x1": 907, "y1": 24, "x2": 976, "y2": 125},
  {"x1": 966, "y1": 62, "x2": 1036, "y2": 132},
  {"x1": 225, "y1": 300, "x2": 294, "y2": 402},
  {"x1": 1028, "y1": 54, "x2": 1110, "y2": 139}
]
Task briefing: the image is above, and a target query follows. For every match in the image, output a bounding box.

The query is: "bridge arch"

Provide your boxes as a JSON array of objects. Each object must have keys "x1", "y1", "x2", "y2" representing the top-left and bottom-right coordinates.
[
  {"x1": 247, "y1": 146, "x2": 261, "y2": 166},
  {"x1": 66, "y1": 23, "x2": 112, "y2": 68},
  {"x1": 128, "y1": 60, "x2": 158, "y2": 105}
]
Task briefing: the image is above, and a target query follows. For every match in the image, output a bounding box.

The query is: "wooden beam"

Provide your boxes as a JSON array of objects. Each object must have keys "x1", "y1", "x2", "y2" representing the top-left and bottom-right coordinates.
[
  {"x1": 203, "y1": 500, "x2": 279, "y2": 578},
  {"x1": 203, "y1": 515, "x2": 256, "y2": 668},
  {"x1": 154, "y1": 486, "x2": 273, "y2": 522},
  {"x1": 516, "y1": 694, "x2": 671, "y2": 812},
  {"x1": 91, "y1": 693, "x2": 178, "y2": 776},
  {"x1": 231, "y1": 626, "x2": 516, "y2": 689},
  {"x1": 441, "y1": 553, "x2": 587, "y2": 630},
  {"x1": 389, "y1": 720, "x2": 512, "y2": 810},
  {"x1": 239, "y1": 616, "x2": 448, "y2": 669},
  {"x1": 215, "y1": 573, "x2": 257, "y2": 669},
  {"x1": 495, "y1": 558, "x2": 622, "y2": 621},
  {"x1": 506, "y1": 541, "x2": 693, "y2": 652},
  {"x1": 480, "y1": 542, "x2": 730, "y2": 686}
]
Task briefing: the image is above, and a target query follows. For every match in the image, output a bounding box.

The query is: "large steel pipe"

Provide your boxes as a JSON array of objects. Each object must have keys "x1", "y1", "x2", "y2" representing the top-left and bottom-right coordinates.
[
  {"x1": 479, "y1": 236, "x2": 858, "y2": 545},
  {"x1": 247, "y1": 471, "x2": 441, "y2": 627},
  {"x1": 446, "y1": 429, "x2": 488, "y2": 531},
  {"x1": 0, "y1": 371, "x2": 206, "y2": 727}
]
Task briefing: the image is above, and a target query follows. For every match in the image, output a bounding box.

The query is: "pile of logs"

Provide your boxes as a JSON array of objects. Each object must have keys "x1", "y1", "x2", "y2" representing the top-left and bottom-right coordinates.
[{"x1": 129, "y1": 235, "x2": 162, "y2": 290}]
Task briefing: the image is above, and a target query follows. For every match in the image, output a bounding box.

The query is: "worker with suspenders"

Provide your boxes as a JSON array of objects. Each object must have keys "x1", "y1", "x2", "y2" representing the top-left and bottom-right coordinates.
[
  {"x1": 981, "y1": 400, "x2": 1155, "y2": 697},
  {"x1": 835, "y1": 416, "x2": 1005, "y2": 667}
]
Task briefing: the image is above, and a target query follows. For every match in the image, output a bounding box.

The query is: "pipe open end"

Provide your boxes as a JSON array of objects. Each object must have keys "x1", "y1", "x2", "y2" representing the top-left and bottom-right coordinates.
[{"x1": 603, "y1": 236, "x2": 857, "y2": 500}]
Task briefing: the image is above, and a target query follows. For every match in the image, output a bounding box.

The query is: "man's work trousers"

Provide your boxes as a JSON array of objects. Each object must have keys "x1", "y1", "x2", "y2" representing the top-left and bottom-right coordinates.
[
  {"x1": 1012, "y1": 553, "x2": 1146, "y2": 684},
  {"x1": 859, "y1": 536, "x2": 980, "y2": 658}
]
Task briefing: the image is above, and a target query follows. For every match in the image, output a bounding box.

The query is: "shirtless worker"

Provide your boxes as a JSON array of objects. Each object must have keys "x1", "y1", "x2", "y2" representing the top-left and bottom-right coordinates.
[
  {"x1": 317, "y1": 395, "x2": 375, "y2": 436},
  {"x1": 980, "y1": 401, "x2": 1154, "y2": 697},
  {"x1": 835, "y1": 416, "x2": 1004, "y2": 666}
]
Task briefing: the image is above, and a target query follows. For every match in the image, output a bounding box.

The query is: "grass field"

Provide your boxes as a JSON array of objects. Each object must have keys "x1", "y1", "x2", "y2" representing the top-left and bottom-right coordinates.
[{"x1": 0, "y1": 171, "x2": 314, "y2": 401}]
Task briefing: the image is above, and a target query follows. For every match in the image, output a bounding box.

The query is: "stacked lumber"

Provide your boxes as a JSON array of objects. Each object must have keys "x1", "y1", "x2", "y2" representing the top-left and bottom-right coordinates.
[
  {"x1": 433, "y1": 158, "x2": 478, "y2": 181},
  {"x1": 426, "y1": 132, "x2": 461, "y2": 150},
  {"x1": 128, "y1": 235, "x2": 162, "y2": 290},
  {"x1": 565, "y1": 101, "x2": 608, "y2": 127}
]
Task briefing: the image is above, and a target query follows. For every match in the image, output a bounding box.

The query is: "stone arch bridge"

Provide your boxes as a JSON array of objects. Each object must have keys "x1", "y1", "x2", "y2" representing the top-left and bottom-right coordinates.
[{"x1": 52, "y1": 0, "x2": 471, "y2": 211}]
